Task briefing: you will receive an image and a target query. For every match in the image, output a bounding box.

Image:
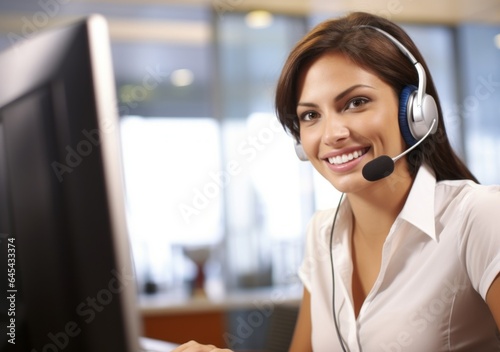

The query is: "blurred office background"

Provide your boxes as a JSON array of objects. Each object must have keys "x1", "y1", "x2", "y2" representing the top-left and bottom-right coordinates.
[{"x1": 0, "y1": 0, "x2": 499, "y2": 334}]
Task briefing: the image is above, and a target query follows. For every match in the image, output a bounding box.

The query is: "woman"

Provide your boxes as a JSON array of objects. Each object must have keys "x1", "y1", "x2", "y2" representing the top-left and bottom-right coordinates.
[
  {"x1": 278, "y1": 11, "x2": 500, "y2": 351},
  {"x1": 174, "y1": 12, "x2": 500, "y2": 351}
]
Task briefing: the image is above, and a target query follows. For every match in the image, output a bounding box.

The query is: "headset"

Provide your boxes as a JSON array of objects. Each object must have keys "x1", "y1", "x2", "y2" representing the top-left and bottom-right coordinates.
[{"x1": 294, "y1": 25, "x2": 439, "y2": 175}]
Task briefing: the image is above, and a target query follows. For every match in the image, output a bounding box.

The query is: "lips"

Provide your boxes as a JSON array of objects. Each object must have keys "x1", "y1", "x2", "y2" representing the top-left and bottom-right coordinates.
[{"x1": 326, "y1": 148, "x2": 368, "y2": 165}]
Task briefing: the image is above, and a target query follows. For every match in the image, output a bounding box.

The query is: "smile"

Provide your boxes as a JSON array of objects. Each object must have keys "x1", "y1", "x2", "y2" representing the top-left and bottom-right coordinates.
[{"x1": 327, "y1": 148, "x2": 367, "y2": 165}]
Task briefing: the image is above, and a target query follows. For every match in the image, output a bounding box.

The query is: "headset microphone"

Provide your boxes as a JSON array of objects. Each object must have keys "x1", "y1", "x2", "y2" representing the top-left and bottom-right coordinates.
[{"x1": 362, "y1": 118, "x2": 436, "y2": 181}]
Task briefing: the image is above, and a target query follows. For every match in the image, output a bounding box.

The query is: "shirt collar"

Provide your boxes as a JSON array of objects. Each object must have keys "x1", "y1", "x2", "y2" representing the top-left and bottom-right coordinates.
[
  {"x1": 320, "y1": 164, "x2": 437, "y2": 245},
  {"x1": 399, "y1": 163, "x2": 437, "y2": 241}
]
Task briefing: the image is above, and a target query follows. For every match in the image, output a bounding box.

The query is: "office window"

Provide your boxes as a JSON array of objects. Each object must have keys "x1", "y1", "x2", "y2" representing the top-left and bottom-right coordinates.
[
  {"x1": 216, "y1": 13, "x2": 321, "y2": 289},
  {"x1": 456, "y1": 24, "x2": 500, "y2": 185},
  {"x1": 120, "y1": 116, "x2": 223, "y2": 290},
  {"x1": 109, "y1": 6, "x2": 217, "y2": 293}
]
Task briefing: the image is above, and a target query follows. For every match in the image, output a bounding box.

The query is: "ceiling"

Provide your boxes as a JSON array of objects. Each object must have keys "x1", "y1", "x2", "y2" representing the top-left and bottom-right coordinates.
[
  {"x1": 0, "y1": 0, "x2": 499, "y2": 30},
  {"x1": 155, "y1": 0, "x2": 500, "y2": 24},
  {"x1": 0, "y1": 0, "x2": 498, "y2": 47}
]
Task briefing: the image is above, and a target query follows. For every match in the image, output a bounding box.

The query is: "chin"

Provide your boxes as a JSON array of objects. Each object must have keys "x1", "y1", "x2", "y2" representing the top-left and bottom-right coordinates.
[{"x1": 325, "y1": 173, "x2": 368, "y2": 194}]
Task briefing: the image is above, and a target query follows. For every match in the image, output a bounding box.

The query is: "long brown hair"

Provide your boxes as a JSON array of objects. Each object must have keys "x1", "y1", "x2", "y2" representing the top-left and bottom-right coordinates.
[{"x1": 275, "y1": 12, "x2": 477, "y2": 182}]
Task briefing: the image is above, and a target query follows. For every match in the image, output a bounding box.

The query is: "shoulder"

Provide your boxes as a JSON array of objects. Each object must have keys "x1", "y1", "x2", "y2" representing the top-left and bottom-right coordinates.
[
  {"x1": 436, "y1": 180, "x2": 500, "y2": 223},
  {"x1": 301, "y1": 208, "x2": 340, "y2": 257},
  {"x1": 308, "y1": 208, "x2": 336, "y2": 228},
  {"x1": 438, "y1": 182, "x2": 500, "y2": 299},
  {"x1": 299, "y1": 208, "x2": 337, "y2": 288},
  {"x1": 437, "y1": 180, "x2": 500, "y2": 265},
  {"x1": 303, "y1": 208, "x2": 336, "y2": 246}
]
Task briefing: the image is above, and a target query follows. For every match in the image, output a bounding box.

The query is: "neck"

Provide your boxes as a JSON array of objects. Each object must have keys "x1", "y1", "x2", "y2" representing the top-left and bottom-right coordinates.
[{"x1": 347, "y1": 171, "x2": 413, "y2": 242}]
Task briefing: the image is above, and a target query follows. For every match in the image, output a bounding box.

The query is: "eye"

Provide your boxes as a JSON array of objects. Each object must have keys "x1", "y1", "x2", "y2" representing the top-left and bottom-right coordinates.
[
  {"x1": 345, "y1": 97, "x2": 369, "y2": 111},
  {"x1": 299, "y1": 111, "x2": 319, "y2": 121}
]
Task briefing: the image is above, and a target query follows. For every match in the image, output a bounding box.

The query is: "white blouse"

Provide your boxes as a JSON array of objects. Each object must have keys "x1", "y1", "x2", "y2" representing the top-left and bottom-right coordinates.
[{"x1": 298, "y1": 164, "x2": 500, "y2": 351}]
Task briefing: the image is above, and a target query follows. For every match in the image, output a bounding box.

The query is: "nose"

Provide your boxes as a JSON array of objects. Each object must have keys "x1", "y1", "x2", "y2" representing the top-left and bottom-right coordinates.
[{"x1": 321, "y1": 114, "x2": 350, "y2": 146}]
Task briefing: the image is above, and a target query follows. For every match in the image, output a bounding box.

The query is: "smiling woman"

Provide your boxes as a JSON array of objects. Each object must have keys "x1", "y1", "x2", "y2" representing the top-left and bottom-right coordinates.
[
  {"x1": 274, "y1": 11, "x2": 500, "y2": 352},
  {"x1": 295, "y1": 52, "x2": 405, "y2": 194}
]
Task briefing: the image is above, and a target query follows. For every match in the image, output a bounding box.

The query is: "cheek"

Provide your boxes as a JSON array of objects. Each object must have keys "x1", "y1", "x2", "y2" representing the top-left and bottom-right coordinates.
[
  {"x1": 299, "y1": 127, "x2": 320, "y2": 155},
  {"x1": 365, "y1": 107, "x2": 402, "y2": 143}
]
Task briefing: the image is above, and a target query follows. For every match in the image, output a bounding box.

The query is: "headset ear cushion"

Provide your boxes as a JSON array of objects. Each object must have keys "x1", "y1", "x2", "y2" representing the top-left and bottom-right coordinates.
[
  {"x1": 399, "y1": 85, "x2": 419, "y2": 146},
  {"x1": 294, "y1": 141, "x2": 308, "y2": 161}
]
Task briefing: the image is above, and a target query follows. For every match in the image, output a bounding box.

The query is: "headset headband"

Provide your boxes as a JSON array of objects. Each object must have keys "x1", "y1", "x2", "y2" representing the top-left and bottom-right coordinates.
[{"x1": 357, "y1": 25, "x2": 428, "y2": 120}]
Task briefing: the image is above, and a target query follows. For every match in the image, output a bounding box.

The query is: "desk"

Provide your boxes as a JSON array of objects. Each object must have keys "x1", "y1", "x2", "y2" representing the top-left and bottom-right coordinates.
[{"x1": 139, "y1": 285, "x2": 301, "y2": 348}]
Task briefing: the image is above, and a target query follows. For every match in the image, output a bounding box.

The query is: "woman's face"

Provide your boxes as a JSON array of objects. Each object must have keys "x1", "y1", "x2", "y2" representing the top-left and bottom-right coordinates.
[{"x1": 296, "y1": 51, "x2": 410, "y2": 194}]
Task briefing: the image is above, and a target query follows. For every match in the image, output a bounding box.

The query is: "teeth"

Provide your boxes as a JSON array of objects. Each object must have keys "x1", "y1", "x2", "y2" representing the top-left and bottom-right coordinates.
[{"x1": 328, "y1": 149, "x2": 365, "y2": 165}]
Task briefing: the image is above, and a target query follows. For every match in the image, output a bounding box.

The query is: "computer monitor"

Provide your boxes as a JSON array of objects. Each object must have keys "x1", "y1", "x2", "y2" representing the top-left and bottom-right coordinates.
[{"x1": 0, "y1": 15, "x2": 142, "y2": 351}]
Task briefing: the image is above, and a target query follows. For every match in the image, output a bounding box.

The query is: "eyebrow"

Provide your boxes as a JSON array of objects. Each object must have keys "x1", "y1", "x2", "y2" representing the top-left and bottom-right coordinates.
[{"x1": 297, "y1": 84, "x2": 375, "y2": 108}]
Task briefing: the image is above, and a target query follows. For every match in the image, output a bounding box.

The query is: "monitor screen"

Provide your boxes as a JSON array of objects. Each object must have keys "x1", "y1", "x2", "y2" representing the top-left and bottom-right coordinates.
[{"x1": 0, "y1": 15, "x2": 142, "y2": 352}]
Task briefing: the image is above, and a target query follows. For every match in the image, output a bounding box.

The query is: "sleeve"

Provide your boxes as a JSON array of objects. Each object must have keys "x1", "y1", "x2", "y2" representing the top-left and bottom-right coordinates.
[
  {"x1": 461, "y1": 185, "x2": 500, "y2": 300},
  {"x1": 298, "y1": 209, "x2": 335, "y2": 292}
]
